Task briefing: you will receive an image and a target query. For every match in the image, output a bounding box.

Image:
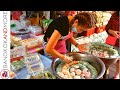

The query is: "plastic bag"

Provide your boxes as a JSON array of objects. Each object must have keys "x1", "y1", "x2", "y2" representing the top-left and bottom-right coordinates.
[
  {"x1": 11, "y1": 20, "x2": 28, "y2": 35},
  {"x1": 42, "y1": 19, "x2": 53, "y2": 33},
  {"x1": 20, "y1": 15, "x2": 31, "y2": 29},
  {"x1": 11, "y1": 20, "x2": 23, "y2": 31}
]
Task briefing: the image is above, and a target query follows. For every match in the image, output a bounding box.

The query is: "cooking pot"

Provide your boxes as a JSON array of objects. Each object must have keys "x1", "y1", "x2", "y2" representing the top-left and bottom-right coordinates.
[{"x1": 51, "y1": 52, "x2": 106, "y2": 79}]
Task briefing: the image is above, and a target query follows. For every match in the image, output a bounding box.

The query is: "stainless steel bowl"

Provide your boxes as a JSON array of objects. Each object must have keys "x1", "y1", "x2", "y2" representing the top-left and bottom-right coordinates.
[
  {"x1": 51, "y1": 52, "x2": 106, "y2": 79},
  {"x1": 99, "y1": 47, "x2": 120, "y2": 60}
]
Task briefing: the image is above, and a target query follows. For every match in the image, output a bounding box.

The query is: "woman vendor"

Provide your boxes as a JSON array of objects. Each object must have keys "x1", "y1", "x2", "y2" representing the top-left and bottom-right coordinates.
[{"x1": 42, "y1": 12, "x2": 97, "y2": 63}]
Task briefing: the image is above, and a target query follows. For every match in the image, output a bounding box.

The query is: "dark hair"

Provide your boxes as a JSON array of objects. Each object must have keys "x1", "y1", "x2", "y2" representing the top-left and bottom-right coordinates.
[
  {"x1": 70, "y1": 12, "x2": 97, "y2": 28},
  {"x1": 114, "y1": 11, "x2": 119, "y2": 16}
]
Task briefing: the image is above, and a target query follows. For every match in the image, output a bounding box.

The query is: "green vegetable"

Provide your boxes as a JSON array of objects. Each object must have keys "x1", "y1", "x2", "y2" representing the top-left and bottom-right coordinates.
[{"x1": 11, "y1": 24, "x2": 16, "y2": 28}]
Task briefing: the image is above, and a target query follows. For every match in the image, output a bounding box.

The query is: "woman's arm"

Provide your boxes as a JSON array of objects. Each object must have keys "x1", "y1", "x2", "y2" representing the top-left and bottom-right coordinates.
[
  {"x1": 45, "y1": 30, "x2": 72, "y2": 63},
  {"x1": 45, "y1": 30, "x2": 64, "y2": 59},
  {"x1": 108, "y1": 29, "x2": 120, "y2": 38},
  {"x1": 68, "y1": 37, "x2": 78, "y2": 46},
  {"x1": 68, "y1": 37, "x2": 87, "y2": 51},
  {"x1": 105, "y1": 12, "x2": 119, "y2": 36}
]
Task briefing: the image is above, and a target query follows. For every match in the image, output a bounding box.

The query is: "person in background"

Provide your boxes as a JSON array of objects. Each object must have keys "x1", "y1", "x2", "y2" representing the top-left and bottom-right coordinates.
[
  {"x1": 105, "y1": 11, "x2": 120, "y2": 79},
  {"x1": 11, "y1": 11, "x2": 22, "y2": 20},
  {"x1": 42, "y1": 12, "x2": 97, "y2": 63}
]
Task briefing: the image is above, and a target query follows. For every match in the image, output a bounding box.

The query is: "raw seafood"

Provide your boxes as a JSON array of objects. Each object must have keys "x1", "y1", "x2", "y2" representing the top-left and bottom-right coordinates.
[
  {"x1": 56, "y1": 61, "x2": 98, "y2": 79},
  {"x1": 88, "y1": 42, "x2": 119, "y2": 58}
]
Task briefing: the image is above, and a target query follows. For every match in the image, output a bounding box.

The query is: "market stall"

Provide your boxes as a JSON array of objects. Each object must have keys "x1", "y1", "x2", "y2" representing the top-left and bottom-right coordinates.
[
  {"x1": 10, "y1": 11, "x2": 56, "y2": 79},
  {"x1": 71, "y1": 11, "x2": 120, "y2": 79},
  {"x1": 10, "y1": 11, "x2": 119, "y2": 79}
]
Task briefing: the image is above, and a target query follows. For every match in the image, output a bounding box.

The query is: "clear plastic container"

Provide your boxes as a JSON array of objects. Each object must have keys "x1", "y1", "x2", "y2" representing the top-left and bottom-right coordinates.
[
  {"x1": 24, "y1": 53, "x2": 44, "y2": 76},
  {"x1": 10, "y1": 45, "x2": 26, "y2": 59},
  {"x1": 13, "y1": 54, "x2": 53, "y2": 79},
  {"x1": 29, "y1": 26, "x2": 43, "y2": 36}
]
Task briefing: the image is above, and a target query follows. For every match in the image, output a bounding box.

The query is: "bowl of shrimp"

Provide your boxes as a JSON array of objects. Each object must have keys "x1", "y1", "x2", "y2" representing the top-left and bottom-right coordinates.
[{"x1": 51, "y1": 52, "x2": 106, "y2": 79}]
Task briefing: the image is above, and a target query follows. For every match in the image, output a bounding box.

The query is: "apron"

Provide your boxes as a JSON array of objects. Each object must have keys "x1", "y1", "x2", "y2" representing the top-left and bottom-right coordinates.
[{"x1": 42, "y1": 32, "x2": 73, "y2": 59}]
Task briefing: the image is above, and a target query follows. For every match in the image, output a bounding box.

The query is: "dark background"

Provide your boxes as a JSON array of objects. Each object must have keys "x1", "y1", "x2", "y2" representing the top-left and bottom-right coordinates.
[{"x1": 0, "y1": 0, "x2": 119, "y2": 10}]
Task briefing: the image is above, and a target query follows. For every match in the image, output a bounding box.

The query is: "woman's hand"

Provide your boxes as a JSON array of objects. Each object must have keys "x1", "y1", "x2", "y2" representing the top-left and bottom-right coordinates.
[
  {"x1": 62, "y1": 55, "x2": 72, "y2": 63},
  {"x1": 108, "y1": 29, "x2": 120, "y2": 38},
  {"x1": 76, "y1": 44, "x2": 87, "y2": 52}
]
